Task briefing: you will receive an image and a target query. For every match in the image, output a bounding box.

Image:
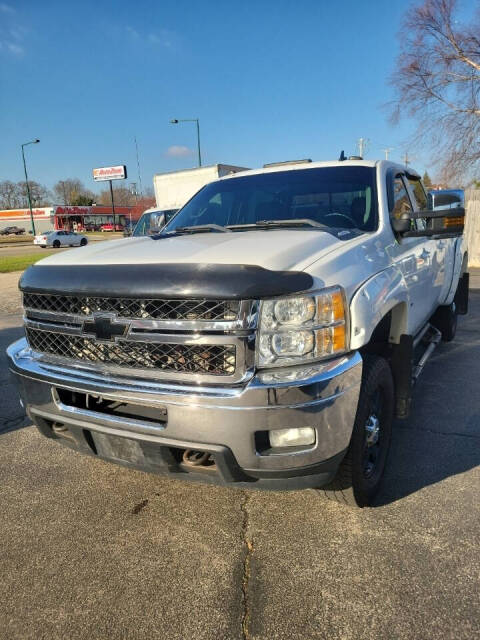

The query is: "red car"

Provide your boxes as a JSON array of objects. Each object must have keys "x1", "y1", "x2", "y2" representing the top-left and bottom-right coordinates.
[{"x1": 100, "y1": 223, "x2": 124, "y2": 232}]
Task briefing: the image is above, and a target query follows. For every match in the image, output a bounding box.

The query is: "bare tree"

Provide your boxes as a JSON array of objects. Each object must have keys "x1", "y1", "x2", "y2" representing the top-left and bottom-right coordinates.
[
  {"x1": 390, "y1": 0, "x2": 480, "y2": 182},
  {"x1": 98, "y1": 186, "x2": 135, "y2": 206},
  {"x1": 53, "y1": 179, "x2": 95, "y2": 205},
  {"x1": 0, "y1": 181, "x2": 22, "y2": 209},
  {"x1": 16, "y1": 181, "x2": 51, "y2": 207}
]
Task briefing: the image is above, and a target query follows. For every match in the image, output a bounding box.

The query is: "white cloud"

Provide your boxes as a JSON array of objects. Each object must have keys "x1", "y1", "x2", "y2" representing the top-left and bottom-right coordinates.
[
  {"x1": 0, "y1": 4, "x2": 27, "y2": 56},
  {"x1": 125, "y1": 25, "x2": 177, "y2": 49},
  {"x1": 165, "y1": 145, "x2": 193, "y2": 158},
  {"x1": 125, "y1": 26, "x2": 139, "y2": 38},
  {"x1": 6, "y1": 42, "x2": 23, "y2": 55}
]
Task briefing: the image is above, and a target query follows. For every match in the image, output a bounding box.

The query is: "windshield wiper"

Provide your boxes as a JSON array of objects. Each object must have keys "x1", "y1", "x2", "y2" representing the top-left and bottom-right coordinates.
[
  {"x1": 227, "y1": 218, "x2": 327, "y2": 230},
  {"x1": 163, "y1": 224, "x2": 231, "y2": 235}
]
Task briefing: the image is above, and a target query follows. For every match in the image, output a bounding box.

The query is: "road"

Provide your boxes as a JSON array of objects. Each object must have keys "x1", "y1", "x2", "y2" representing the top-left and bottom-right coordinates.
[
  {"x1": 0, "y1": 234, "x2": 122, "y2": 256},
  {"x1": 0, "y1": 271, "x2": 479, "y2": 640}
]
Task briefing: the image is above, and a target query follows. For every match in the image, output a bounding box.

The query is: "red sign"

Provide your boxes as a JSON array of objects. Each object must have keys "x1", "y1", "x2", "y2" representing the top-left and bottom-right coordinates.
[
  {"x1": 55, "y1": 206, "x2": 90, "y2": 215},
  {"x1": 92, "y1": 165, "x2": 127, "y2": 182}
]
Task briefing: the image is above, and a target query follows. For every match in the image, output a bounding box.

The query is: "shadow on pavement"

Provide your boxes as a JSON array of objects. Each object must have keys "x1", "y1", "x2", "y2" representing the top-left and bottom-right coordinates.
[
  {"x1": 0, "y1": 319, "x2": 29, "y2": 436},
  {"x1": 376, "y1": 292, "x2": 480, "y2": 505}
]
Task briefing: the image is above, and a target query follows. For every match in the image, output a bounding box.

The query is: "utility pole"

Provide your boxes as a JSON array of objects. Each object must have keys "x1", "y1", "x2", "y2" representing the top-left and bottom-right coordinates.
[
  {"x1": 403, "y1": 151, "x2": 410, "y2": 168},
  {"x1": 383, "y1": 147, "x2": 394, "y2": 160},
  {"x1": 109, "y1": 180, "x2": 116, "y2": 229},
  {"x1": 134, "y1": 137, "x2": 143, "y2": 196},
  {"x1": 357, "y1": 137, "x2": 369, "y2": 158},
  {"x1": 21, "y1": 139, "x2": 40, "y2": 236}
]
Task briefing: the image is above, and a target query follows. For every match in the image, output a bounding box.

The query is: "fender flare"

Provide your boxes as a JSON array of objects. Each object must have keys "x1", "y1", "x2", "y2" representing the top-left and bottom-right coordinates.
[
  {"x1": 444, "y1": 239, "x2": 467, "y2": 305},
  {"x1": 349, "y1": 267, "x2": 409, "y2": 349}
]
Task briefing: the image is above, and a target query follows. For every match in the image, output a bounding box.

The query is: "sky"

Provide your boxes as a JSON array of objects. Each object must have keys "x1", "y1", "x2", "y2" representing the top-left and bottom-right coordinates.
[{"x1": 0, "y1": 0, "x2": 439, "y2": 194}]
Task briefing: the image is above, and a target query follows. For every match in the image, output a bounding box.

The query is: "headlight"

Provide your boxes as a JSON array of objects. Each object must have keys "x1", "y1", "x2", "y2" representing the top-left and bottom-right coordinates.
[{"x1": 257, "y1": 287, "x2": 348, "y2": 367}]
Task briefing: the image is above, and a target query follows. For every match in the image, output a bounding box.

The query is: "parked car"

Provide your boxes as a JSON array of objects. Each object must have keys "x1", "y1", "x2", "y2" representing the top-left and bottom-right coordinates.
[
  {"x1": 0, "y1": 226, "x2": 25, "y2": 235},
  {"x1": 100, "y1": 223, "x2": 124, "y2": 232},
  {"x1": 9, "y1": 158, "x2": 468, "y2": 508},
  {"x1": 33, "y1": 230, "x2": 88, "y2": 248},
  {"x1": 83, "y1": 223, "x2": 101, "y2": 232}
]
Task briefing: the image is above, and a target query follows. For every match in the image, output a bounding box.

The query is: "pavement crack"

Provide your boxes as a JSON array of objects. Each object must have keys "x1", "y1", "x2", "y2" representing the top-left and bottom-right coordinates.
[
  {"x1": 240, "y1": 491, "x2": 253, "y2": 640},
  {"x1": 396, "y1": 425, "x2": 480, "y2": 439},
  {"x1": 131, "y1": 499, "x2": 149, "y2": 515}
]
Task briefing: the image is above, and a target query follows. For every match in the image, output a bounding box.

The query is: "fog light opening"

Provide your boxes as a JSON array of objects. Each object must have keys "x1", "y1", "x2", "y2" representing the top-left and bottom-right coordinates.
[{"x1": 268, "y1": 427, "x2": 316, "y2": 448}]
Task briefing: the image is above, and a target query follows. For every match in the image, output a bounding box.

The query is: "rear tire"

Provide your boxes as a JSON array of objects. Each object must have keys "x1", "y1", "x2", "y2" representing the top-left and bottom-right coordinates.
[
  {"x1": 53, "y1": 240, "x2": 61, "y2": 248},
  {"x1": 317, "y1": 355, "x2": 394, "y2": 508},
  {"x1": 431, "y1": 302, "x2": 457, "y2": 342}
]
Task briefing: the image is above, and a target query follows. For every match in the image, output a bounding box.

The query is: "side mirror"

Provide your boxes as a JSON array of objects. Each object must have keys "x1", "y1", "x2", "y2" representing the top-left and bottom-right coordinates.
[
  {"x1": 391, "y1": 217, "x2": 411, "y2": 233},
  {"x1": 399, "y1": 207, "x2": 465, "y2": 238}
]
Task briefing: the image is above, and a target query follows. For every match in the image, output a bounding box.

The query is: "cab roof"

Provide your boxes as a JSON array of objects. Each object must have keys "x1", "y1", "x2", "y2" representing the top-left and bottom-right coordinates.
[{"x1": 220, "y1": 159, "x2": 420, "y2": 180}]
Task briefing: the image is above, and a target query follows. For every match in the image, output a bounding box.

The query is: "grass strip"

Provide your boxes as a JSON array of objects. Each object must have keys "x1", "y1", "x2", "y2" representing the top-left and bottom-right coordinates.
[{"x1": 0, "y1": 251, "x2": 56, "y2": 273}]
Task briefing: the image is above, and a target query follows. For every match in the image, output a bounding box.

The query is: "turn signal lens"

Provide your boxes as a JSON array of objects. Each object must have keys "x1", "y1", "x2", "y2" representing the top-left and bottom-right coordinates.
[{"x1": 317, "y1": 289, "x2": 345, "y2": 324}]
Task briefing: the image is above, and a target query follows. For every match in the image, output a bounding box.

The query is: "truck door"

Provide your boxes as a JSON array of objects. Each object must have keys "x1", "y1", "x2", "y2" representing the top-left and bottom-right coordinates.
[
  {"x1": 406, "y1": 175, "x2": 455, "y2": 305},
  {"x1": 387, "y1": 173, "x2": 438, "y2": 334}
]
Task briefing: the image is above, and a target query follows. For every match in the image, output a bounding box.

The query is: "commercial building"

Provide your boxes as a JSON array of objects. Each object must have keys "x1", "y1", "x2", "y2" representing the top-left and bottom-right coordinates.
[{"x1": 0, "y1": 204, "x2": 146, "y2": 233}]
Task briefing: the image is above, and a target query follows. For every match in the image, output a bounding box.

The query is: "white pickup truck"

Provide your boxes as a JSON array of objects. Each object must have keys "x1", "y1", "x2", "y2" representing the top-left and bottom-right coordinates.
[{"x1": 8, "y1": 159, "x2": 468, "y2": 507}]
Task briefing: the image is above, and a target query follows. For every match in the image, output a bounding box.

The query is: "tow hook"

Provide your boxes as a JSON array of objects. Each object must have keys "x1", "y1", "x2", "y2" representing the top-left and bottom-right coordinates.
[{"x1": 182, "y1": 449, "x2": 211, "y2": 467}]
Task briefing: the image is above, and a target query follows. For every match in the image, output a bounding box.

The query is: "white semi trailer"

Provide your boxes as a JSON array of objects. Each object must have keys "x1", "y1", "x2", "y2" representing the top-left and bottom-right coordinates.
[{"x1": 133, "y1": 164, "x2": 248, "y2": 237}]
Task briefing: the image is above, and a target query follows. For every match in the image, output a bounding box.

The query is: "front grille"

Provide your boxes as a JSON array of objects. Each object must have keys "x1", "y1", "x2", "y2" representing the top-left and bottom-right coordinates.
[
  {"x1": 26, "y1": 328, "x2": 236, "y2": 376},
  {"x1": 23, "y1": 293, "x2": 239, "y2": 322}
]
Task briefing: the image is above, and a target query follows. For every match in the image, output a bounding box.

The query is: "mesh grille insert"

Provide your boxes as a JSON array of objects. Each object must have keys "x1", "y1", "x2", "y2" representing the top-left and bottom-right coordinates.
[
  {"x1": 26, "y1": 328, "x2": 236, "y2": 376},
  {"x1": 23, "y1": 293, "x2": 239, "y2": 321}
]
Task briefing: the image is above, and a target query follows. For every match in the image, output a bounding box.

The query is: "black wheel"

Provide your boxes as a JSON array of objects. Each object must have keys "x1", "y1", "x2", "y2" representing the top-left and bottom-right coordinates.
[
  {"x1": 53, "y1": 240, "x2": 61, "y2": 248},
  {"x1": 80, "y1": 238, "x2": 87, "y2": 246},
  {"x1": 318, "y1": 355, "x2": 394, "y2": 507},
  {"x1": 431, "y1": 302, "x2": 457, "y2": 342}
]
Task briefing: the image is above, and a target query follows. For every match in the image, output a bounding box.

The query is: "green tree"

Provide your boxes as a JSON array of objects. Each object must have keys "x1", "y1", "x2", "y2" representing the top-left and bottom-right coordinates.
[
  {"x1": 422, "y1": 171, "x2": 432, "y2": 188},
  {"x1": 53, "y1": 179, "x2": 95, "y2": 206},
  {"x1": 71, "y1": 194, "x2": 95, "y2": 206}
]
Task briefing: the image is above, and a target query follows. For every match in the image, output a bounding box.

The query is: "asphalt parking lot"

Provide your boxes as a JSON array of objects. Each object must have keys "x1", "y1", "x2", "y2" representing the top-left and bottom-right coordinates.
[{"x1": 0, "y1": 271, "x2": 479, "y2": 640}]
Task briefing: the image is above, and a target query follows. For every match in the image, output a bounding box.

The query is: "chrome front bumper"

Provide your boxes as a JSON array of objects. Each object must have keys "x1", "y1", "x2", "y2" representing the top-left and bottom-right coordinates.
[{"x1": 7, "y1": 338, "x2": 362, "y2": 490}]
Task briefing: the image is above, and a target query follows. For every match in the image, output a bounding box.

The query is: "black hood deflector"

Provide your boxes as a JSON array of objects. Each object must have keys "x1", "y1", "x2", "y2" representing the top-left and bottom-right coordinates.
[{"x1": 20, "y1": 263, "x2": 314, "y2": 299}]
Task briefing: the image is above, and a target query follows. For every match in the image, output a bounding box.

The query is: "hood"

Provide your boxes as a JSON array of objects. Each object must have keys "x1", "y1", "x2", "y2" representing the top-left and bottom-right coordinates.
[{"x1": 36, "y1": 229, "x2": 343, "y2": 272}]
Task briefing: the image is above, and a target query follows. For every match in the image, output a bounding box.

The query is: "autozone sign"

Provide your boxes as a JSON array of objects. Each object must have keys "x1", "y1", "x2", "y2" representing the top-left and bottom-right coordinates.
[{"x1": 92, "y1": 165, "x2": 127, "y2": 181}]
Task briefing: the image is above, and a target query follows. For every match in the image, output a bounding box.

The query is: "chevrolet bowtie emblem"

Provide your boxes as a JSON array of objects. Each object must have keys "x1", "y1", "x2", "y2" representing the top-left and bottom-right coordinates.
[{"x1": 82, "y1": 315, "x2": 129, "y2": 341}]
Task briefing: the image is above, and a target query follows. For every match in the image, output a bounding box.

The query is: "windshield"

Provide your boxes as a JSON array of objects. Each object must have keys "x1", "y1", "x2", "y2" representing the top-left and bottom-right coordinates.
[
  {"x1": 163, "y1": 167, "x2": 377, "y2": 233},
  {"x1": 133, "y1": 209, "x2": 178, "y2": 237}
]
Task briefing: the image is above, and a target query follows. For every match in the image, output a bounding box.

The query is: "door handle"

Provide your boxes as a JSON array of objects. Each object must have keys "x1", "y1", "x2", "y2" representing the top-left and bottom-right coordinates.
[
  {"x1": 437, "y1": 240, "x2": 446, "y2": 249},
  {"x1": 420, "y1": 248, "x2": 430, "y2": 259}
]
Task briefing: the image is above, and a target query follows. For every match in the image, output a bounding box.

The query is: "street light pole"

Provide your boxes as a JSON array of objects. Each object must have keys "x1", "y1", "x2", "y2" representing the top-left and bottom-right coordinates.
[
  {"x1": 21, "y1": 139, "x2": 40, "y2": 236},
  {"x1": 170, "y1": 118, "x2": 202, "y2": 167}
]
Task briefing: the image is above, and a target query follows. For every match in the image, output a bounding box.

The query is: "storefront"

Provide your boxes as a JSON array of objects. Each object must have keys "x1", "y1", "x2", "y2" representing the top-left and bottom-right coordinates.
[{"x1": 53, "y1": 205, "x2": 137, "y2": 231}]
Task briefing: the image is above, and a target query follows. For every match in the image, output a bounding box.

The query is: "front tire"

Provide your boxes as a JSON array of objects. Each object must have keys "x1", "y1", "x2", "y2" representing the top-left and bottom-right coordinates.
[
  {"x1": 318, "y1": 355, "x2": 394, "y2": 508},
  {"x1": 80, "y1": 238, "x2": 87, "y2": 246}
]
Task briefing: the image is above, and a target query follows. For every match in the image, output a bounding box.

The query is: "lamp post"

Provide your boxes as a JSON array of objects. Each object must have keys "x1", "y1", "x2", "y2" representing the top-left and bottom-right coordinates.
[
  {"x1": 170, "y1": 118, "x2": 202, "y2": 167},
  {"x1": 21, "y1": 139, "x2": 40, "y2": 236}
]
